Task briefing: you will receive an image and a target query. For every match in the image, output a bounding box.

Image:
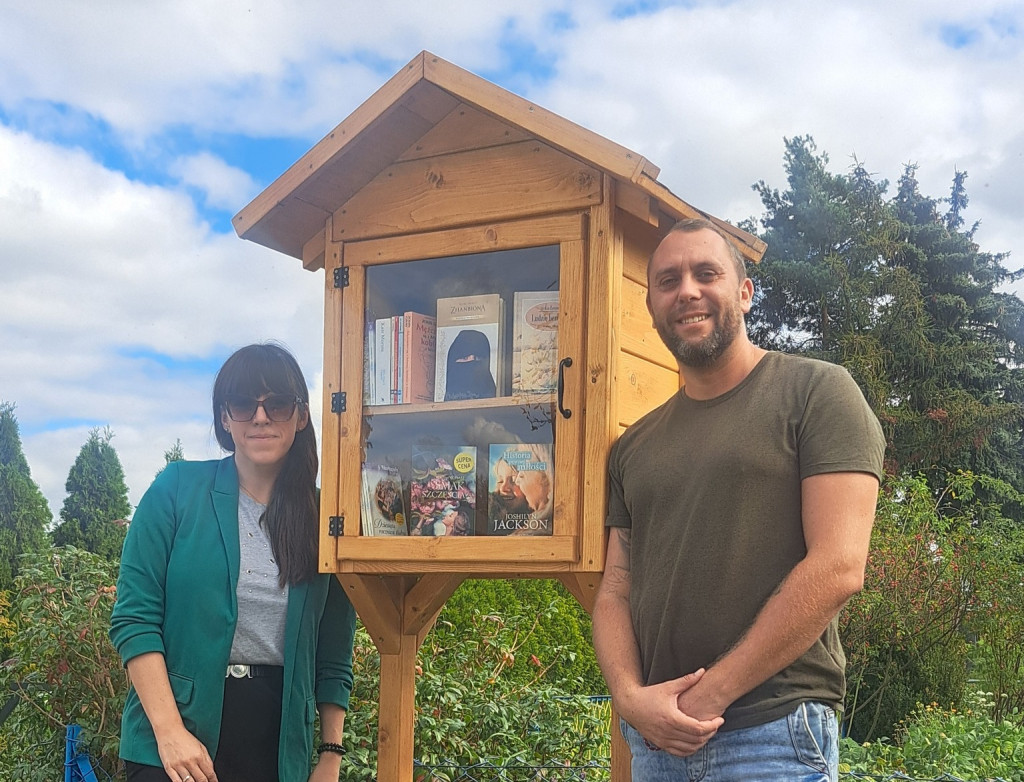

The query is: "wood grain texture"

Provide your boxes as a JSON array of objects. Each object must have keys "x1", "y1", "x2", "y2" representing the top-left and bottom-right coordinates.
[
  {"x1": 344, "y1": 212, "x2": 585, "y2": 266},
  {"x1": 333, "y1": 140, "x2": 600, "y2": 241}
]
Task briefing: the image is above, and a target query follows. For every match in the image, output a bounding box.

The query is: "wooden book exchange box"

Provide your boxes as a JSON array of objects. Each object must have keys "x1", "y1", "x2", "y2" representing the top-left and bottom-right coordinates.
[{"x1": 234, "y1": 51, "x2": 764, "y2": 780}]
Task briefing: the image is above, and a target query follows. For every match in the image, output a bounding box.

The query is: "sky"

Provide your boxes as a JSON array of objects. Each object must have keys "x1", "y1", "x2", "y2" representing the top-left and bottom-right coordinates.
[{"x1": 1, "y1": 0, "x2": 1021, "y2": 518}]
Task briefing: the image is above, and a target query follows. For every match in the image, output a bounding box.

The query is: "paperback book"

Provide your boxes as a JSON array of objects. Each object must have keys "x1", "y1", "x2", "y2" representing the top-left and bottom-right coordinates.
[
  {"x1": 359, "y1": 463, "x2": 409, "y2": 537},
  {"x1": 487, "y1": 443, "x2": 554, "y2": 535},
  {"x1": 363, "y1": 317, "x2": 375, "y2": 404},
  {"x1": 511, "y1": 291, "x2": 559, "y2": 394},
  {"x1": 402, "y1": 311, "x2": 436, "y2": 403},
  {"x1": 391, "y1": 314, "x2": 404, "y2": 404},
  {"x1": 408, "y1": 445, "x2": 477, "y2": 536},
  {"x1": 373, "y1": 316, "x2": 392, "y2": 405},
  {"x1": 434, "y1": 293, "x2": 503, "y2": 402}
]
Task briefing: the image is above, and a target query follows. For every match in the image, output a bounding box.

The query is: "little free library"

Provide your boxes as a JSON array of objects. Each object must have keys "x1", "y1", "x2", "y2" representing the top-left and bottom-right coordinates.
[{"x1": 233, "y1": 51, "x2": 764, "y2": 782}]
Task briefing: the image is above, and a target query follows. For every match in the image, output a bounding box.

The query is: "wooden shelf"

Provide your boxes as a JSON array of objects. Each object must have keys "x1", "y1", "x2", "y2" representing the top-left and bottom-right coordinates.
[
  {"x1": 365, "y1": 393, "x2": 555, "y2": 416},
  {"x1": 333, "y1": 535, "x2": 577, "y2": 574}
]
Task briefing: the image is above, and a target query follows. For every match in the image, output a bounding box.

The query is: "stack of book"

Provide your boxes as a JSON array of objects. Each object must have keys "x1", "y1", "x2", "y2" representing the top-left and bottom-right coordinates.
[
  {"x1": 358, "y1": 440, "x2": 555, "y2": 538},
  {"x1": 365, "y1": 311, "x2": 437, "y2": 405},
  {"x1": 364, "y1": 288, "x2": 560, "y2": 405}
]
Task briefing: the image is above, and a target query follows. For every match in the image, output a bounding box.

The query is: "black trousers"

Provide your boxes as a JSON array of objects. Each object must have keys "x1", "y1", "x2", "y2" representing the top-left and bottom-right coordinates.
[{"x1": 125, "y1": 668, "x2": 283, "y2": 782}]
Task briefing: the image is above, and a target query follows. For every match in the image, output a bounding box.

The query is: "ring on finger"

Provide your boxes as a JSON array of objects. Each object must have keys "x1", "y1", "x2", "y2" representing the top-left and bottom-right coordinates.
[{"x1": 182, "y1": 776, "x2": 193, "y2": 782}]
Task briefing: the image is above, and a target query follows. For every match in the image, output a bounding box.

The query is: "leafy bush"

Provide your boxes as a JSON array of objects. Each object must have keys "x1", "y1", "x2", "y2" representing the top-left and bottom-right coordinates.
[
  {"x1": 840, "y1": 691, "x2": 1024, "y2": 781},
  {"x1": 0, "y1": 547, "x2": 125, "y2": 782},
  {"x1": 840, "y1": 471, "x2": 1024, "y2": 741},
  {"x1": 344, "y1": 604, "x2": 609, "y2": 780},
  {"x1": 440, "y1": 578, "x2": 604, "y2": 693}
]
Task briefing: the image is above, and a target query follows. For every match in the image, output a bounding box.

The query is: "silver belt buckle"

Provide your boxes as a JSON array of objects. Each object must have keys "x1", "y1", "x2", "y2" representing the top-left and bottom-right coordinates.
[{"x1": 227, "y1": 664, "x2": 251, "y2": 679}]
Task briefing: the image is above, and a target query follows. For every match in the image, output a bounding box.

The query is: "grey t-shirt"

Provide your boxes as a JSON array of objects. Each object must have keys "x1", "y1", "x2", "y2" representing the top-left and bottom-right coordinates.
[
  {"x1": 229, "y1": 492, "x2": 288, "y2": 665},
  {"x1": 607, "y1": 352, "x2": 885, "y2": 730}
]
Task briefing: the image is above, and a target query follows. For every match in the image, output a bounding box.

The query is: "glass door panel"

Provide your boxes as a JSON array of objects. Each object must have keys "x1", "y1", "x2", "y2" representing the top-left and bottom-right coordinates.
[{"x1": 360, "y1": 246, "x2": 560, "y2": 538}]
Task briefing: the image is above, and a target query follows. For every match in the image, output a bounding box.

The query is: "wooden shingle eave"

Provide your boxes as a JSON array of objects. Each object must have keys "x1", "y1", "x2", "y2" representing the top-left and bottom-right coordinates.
[
  {"x1": 231, "y1": 53, "x2": 431, "y2": 258},
  {"x1": 635, "y1": 173, "x2": 767, "y2": 263}
]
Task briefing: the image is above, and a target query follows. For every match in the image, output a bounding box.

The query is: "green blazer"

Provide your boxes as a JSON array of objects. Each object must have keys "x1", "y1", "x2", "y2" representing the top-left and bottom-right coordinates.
[{"x1": 110, "y1": 458, "x2": 356, "y2": 781}]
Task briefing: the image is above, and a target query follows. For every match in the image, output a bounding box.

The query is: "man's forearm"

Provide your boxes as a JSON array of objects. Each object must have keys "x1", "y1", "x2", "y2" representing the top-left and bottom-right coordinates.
[
  {"x1": 592, "y1": 590, "x2": 645, "y2": 706},
  {"x1": 696, "y1": 556, "x2": 858, "y2": 710},
  {"x1": 592, "y1": 527, "x2": 646, "y2": 715}
]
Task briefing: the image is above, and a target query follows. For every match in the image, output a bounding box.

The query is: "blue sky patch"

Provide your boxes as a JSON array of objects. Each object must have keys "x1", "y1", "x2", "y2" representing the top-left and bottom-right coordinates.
[
  {"x1": 119, "y1": 348, "x2": 227, "y2": 377},
  {"x1": 612, "y1": 0, "x2": 682, "y2": 19},
  {"x1": 483, "y1": 20, "x2": 559, "y2": 91},
  {"x1": 940, "y1": 24, "x2": 980, "y2": 49},
  {"x1": 20, "y1": 417, "x2": 106, "y2": 436},
  {"x1": 0, "y1": 100, "x2": 141, "y2": 177}
]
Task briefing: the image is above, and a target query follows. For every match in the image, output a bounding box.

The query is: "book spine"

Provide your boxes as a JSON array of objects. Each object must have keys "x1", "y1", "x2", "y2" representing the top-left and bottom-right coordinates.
[
  {"x1": 402, "y1": 312, "x2": 412, "y2": 404},
  {"x1": 364, "y1": 319, "x2": 374, "y2": 404},
  {"x1": 395, "y1": 314, "x2": 404, "y2": 404},
  {"x1": 374, "y1": 317, "x2": 391, "y2": 405}
]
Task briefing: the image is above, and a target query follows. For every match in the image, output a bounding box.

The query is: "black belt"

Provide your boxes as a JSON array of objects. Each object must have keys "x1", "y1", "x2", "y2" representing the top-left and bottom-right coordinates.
[{"x1": 226, "y1": 664, "x2": 281, "y2": 679}]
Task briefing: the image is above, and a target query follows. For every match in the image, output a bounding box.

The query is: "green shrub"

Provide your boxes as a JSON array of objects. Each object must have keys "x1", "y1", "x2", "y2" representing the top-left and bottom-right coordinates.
[
  {"x1": 840, "y1": 471, "x2": 1022, "y2": 741},
  {"x1": 440, "y1": 578, "x2": 605, "y2": 694},
  {"x1": 344, "y1": 603, "x2": 609, "y2": 779},
  {"x1": 840, "y1": 690, "x2": 1024, "y2": 781},
  {"x1": 0, "y1": 547, "x2": 125, "y2": 782}
]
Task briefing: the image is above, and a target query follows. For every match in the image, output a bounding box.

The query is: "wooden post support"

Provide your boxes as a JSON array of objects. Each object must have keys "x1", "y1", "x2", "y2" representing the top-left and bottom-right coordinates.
[
  {"x1": 610, "y1": 703, "x2": 631, "y2": 782},
  {"x1": 338, "y1": 573, "x2": 465, "y2": 782}
]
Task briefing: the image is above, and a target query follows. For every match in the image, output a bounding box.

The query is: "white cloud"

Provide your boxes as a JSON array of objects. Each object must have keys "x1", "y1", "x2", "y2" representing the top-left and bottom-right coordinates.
[
  {"x1": 2, "y1": 0, "x2": 1023, "y2": 513},
  {"x1": 0, "y1": 125, "x2": 325, "y2": 511},
  {"x1": 169, "y1": 152, "x2": 257, "y2": 211},
  {"x1": 0, "y1": 1, "x2": 599, "y2": 139}
]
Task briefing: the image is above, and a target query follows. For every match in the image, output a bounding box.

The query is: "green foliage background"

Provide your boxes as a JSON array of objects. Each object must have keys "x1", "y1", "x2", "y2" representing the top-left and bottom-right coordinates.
[
  {"x1": 51, "y1": 427, "x2": 131, "y2": 559},
  {"x1": 1, "y1": 548, "x2": 125, "y2": 782},
  {"x1": 440, "y1": 579, "x2": 604, "y2": 693},
  {"x1": 0, "y1": 402, "x2": 51, "y2": 597}
]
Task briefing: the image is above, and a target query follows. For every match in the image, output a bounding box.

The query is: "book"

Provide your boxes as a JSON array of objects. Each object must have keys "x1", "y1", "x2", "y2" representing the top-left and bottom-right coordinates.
[
  {"x1": 434, "y1": 293, "x2": 503, "y2": 402},
  {"x1": 363, "y1": 317, "x2": 375, "y2": 404},
  {"x1": 487, "y1": 443, "x2": 554, "y2": 535},
  {"x1": 512, "y1": 291, "x2": 559, "y2": 394},
  {"x1": 402, "y1": 311, "x2": 436, "y2": 404},
  {"x1": 373, "y1": 317, "x2": 392, "y2": 406},
  {"x1": 408, "y1": 445, "x2": 477, "y2": 536},
  {"x1": 391, "y1": 314, "x2": 403, "y2": 404},
  {"x1": 359, "y1": 463, "x2": 409, "y2": 536}
]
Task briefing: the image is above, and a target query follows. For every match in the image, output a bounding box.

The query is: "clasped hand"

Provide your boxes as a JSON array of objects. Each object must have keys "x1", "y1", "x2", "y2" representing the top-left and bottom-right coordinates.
[{"x1": 619, "y1": 668, "x2": 724, "y2": 757}]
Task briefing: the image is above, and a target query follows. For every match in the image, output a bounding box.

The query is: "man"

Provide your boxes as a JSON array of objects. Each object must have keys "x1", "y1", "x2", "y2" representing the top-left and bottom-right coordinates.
[{"x1": 592, "y1": 218, "x2": 885, "y2": 780}]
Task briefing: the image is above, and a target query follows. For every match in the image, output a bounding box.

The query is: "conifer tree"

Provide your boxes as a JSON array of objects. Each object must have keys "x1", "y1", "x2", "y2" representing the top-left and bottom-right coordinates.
[
  {"x1": 0, "y1": 402, "x2": 51, "y2": 592},
  {"x1": 51, "y1": 427, "x2": 131, "y2": 559},
  {"x1": 746, "y1": 137, "x2": 1024, "y2": 503},
  {"x1": 156, "y1": 438, "x2": 185, "y2": 477}
]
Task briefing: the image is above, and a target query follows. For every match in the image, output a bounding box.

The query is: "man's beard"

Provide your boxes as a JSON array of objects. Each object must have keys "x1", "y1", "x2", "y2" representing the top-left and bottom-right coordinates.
[{"x1": 656, "y1": 302, "x2": 744, "y2": 369}]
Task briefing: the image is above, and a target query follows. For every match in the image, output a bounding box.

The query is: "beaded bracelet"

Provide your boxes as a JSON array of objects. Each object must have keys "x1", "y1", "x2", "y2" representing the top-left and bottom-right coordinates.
[{"x1": 317, "y1": 742, "x2": 346, "y2": 757}]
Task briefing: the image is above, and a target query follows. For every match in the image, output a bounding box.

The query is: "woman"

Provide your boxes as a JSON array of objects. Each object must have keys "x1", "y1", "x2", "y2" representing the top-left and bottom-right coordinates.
[{"x1": 110, "y1": 344, "x2": 357, "y2": 782}]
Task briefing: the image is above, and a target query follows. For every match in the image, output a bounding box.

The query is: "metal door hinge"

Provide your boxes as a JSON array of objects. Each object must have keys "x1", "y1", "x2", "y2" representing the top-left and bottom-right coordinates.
[
  {"x1": 333, "y1": 266, "x2": 349, "y2": 288},
  {"x1": 331, "y1": 392, "x2": 346, "y2": 413},
  {"x1": 328, "y1": 516, "x2": 344, "y2": 536}
]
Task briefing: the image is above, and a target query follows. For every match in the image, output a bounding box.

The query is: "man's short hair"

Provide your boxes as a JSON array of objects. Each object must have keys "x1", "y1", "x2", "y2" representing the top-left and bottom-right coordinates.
[{"x1": 654, "y1": 217, "x2": 748, "y2": 281}]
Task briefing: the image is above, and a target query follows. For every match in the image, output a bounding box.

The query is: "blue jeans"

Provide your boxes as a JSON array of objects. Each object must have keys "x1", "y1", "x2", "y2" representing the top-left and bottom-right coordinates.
[{"x1": 620, "y1": 701, "x2": 838, "y2": 782}]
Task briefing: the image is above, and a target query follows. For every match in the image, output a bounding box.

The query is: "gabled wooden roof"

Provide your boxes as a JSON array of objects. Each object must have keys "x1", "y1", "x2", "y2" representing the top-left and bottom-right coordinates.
[{"x1": 232, "y1": 51, "x2": 766, "y2": 268}]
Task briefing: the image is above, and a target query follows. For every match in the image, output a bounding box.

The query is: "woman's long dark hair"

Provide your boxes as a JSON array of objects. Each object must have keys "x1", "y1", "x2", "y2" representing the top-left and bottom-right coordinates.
[{"x1": 213, "y1": 343, "x2": 318, "y2": 586}]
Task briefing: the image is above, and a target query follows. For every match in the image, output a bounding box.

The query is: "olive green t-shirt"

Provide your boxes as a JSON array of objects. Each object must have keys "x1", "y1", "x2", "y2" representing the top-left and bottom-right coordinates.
[{"x1": 606, "y1": 352, "x2": 885, "y2": 730}]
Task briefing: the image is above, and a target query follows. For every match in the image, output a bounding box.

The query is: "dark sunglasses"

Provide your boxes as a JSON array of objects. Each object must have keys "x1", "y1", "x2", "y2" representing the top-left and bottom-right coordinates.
[{"x1": 224, "y1": 394, "x2": 303, "y2": 423}]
